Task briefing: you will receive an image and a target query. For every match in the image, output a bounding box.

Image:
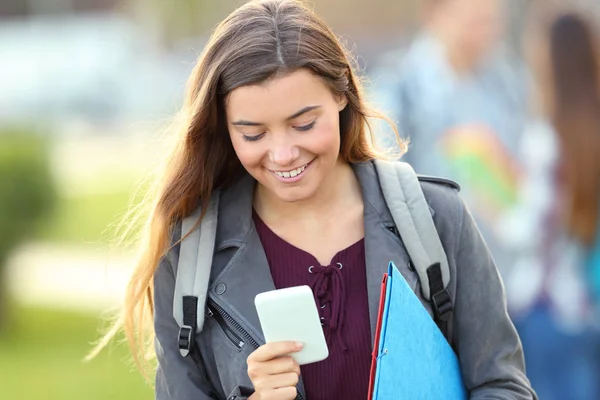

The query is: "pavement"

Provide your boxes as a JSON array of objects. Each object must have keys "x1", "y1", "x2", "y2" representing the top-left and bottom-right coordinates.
[{"x1": 6, "y1": 242, "x2": 135, "y2": 313}]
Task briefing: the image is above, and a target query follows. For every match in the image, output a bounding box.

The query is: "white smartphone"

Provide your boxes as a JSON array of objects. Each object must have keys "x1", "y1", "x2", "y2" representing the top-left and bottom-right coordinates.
[{"x1": 254, "y1": 285, "x2": 329, "y2": 365}]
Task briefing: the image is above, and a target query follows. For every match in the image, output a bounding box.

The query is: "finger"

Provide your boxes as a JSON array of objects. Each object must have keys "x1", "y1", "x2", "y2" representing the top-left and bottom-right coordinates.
[
  {"x1": 247, "y1": 358, "x2": 300, "y2": 385},
  {"x1": 259, "y1": 356, "x2": 301, "y2": 376},
  {"x1": 269, "y1": 372, "x2": 300, "y2": 389},
  {"x1": 248, "y1": 341, "x2": 303, "y2": 363},
  {"x1": 252, "y1": 371, "x2": 299, "y2": 394},
  {"x1": 265, "y1": 386, "x2": 297, "y2": 400}
]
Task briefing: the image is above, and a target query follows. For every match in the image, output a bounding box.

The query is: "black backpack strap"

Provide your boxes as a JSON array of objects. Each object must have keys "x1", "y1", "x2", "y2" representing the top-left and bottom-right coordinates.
[
  {"x1": 179, "y1": 296, "x2": 219, "y2": 397},
  {"x1": 426, "y1": 263, "x2": 454, "y2": 341},
  {"x1": 178, "y1": 296, "x2": 198, "y2": 357}
]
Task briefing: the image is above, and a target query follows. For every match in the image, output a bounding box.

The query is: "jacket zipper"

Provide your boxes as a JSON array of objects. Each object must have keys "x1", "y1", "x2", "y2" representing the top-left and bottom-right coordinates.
[
  {"x1": 206, "y1": 299, "x2": 304, "y2": 400},
  {"x1": 206, "y1": 305, "x2": 245, "y2": 350},
  {"x1": 385, "y1": 222, "x2": 400, "y2": 238},
  {"x1": 206, "y1": 299, "x2": 260, "y2": 350}
]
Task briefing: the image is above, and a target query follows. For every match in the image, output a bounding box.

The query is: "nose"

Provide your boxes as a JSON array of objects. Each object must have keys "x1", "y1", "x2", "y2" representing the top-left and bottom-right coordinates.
[{"x1": 269, "y1": 138, "x2": 299, "y2": 167}]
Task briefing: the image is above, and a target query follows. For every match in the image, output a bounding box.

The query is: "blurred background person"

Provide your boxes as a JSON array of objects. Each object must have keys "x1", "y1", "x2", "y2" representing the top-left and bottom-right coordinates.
[
  {"x1": 371, "y1": 0, "x2": 531, "y2": 278},
  {"x1": 506, "y1": 7, "x2": 600, "y2": 400}
]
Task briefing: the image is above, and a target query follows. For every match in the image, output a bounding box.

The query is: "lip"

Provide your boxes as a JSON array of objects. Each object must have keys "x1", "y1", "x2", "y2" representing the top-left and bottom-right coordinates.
[{"x1": 269, "y1": 159, "x2": 314, "y2": 183}]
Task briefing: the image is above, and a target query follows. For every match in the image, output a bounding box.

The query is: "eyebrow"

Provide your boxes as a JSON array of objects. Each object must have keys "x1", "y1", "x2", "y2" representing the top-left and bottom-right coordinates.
[{"x1": 231, "y1": 105, "x2": 322, "y2": 126}]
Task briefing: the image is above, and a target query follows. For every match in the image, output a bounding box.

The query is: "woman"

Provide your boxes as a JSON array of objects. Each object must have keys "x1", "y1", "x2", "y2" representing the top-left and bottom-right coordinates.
[
  {"x1": 511, "y1": 10, "x2": 600, "y2": 400},
  {"x1": 93, "y1": 1, "x2": 535, "y2": 399}
]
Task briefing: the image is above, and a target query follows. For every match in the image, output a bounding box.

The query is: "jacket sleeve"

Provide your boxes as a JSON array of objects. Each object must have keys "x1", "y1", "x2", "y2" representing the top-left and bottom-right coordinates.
[
  {"x1": 452, "y1": 198, "x2": 538, "y2": 400},
  {"x1": 154, "y1": 255, "x2": 221, "y2": 400}
]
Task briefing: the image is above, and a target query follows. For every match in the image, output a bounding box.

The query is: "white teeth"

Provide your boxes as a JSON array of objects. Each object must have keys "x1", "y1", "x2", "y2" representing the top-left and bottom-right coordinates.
[{"x1": 274, "y1": 164, "x2": 307, "y2": 178}]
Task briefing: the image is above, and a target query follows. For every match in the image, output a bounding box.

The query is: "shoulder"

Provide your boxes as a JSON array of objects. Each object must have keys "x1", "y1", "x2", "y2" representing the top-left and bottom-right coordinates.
[
  {"x1": 417, "y1": 175, "x2": 460, "y2": 192},
  {"x1": 417, "y1": 175, "x2": 462, "y2": 219},
  {"x1": 159, "y1": 221, "x2": 183, "y2": 276},
  {"x1": 417, "y1": 175, "x2": 465, "y2": 246},
  {"x1": 373, "y1": 158, "x2": 465, "y2": 235}
]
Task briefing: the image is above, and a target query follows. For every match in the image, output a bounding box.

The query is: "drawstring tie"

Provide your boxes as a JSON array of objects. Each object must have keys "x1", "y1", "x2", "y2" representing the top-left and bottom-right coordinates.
[{"x1": 309, "y1": 262, "x2": 348, "y2": 351}]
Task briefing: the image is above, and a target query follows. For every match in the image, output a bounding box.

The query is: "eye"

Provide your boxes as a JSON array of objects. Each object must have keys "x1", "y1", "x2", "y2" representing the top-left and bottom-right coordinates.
[
  {"x1": 242, "y1": 133, "x2": 265, "y2": 142},
  {"x1": 294, "y1": 120, "x2": 317, "y2": 132}
]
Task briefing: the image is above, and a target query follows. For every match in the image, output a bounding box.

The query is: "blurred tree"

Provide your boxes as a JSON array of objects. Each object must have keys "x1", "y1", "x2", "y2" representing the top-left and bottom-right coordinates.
[{"x1": 0, "y1": 131, "x2": 57, "y2": 332}]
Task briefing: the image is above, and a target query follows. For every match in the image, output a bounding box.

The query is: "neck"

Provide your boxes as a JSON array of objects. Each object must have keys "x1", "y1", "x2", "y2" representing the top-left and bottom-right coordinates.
[
  {"x1": 447, "y1": 44, "x2": 481, "y2": 76},
  {"x1": 429, "y1": 25, "x2": 481, "y2": 76},
  {"x1": 253, "y1": 159, "x2": 361, "y2": 224}
]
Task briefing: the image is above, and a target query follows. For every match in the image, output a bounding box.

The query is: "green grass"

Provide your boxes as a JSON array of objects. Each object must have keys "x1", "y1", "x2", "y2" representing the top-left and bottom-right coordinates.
[
  {"x1": 0, "y1": 306, "x2": 153, "y2": 400},
  {"x1": 39, "y1": 187, "x2": 146, "y2": 246}
]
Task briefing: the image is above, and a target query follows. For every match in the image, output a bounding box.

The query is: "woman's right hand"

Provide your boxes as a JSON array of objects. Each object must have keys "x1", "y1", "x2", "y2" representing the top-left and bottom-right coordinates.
[{"x1": 247, "y1": 341, "x2": 303, "y2": 400}]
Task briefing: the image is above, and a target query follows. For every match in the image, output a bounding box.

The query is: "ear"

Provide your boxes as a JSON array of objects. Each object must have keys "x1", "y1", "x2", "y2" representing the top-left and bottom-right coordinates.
[{"x1": 337, "y1": 94, "x2": 349, "y2": 112}]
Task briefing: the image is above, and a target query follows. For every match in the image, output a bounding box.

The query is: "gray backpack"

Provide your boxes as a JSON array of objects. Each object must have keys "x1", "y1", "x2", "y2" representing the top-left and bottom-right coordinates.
[{"x1": 173, "y1": 160, "x2": 456, "y2": 359}]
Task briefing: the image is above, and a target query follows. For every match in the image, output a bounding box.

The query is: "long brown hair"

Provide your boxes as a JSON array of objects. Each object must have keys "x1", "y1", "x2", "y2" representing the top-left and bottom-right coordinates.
[
  {"x1": 89, "y1": 0, "x2": 402, "y2": 374},
  {"x1": 549, "y1": 12, "x2": 600, "y2": 245}
]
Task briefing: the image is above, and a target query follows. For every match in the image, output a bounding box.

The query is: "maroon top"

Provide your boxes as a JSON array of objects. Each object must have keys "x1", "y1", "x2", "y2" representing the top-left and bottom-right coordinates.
[{"x1": 253, "y1": 211, "x2": 372, "y2": 400}]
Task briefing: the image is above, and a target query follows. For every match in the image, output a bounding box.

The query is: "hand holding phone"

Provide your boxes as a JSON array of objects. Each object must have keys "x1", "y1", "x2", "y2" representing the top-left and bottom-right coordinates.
[
  {"x1": 246, "y1": 341, "x2": 303, "y2": 400},
  {"x1": 254, "y1": 285, "x2": 329, "y2": 366}
]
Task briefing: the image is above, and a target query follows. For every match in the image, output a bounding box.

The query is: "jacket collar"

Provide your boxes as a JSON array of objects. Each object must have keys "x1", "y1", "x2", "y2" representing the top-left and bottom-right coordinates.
[
  {"x1": 215, "y1": 173, "x2": 256, "y2": 250},
  {"x1": 209, "y1": 160, "x2": 417, "y2": 345},
  {"x1": 214, "y1": 161, "x2": 394, "y2": 249}
]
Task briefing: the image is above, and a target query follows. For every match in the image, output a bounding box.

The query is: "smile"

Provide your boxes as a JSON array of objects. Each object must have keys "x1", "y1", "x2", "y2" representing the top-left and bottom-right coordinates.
[{"x1": 269, "y1": 159, "x2": 314, "y2": 182}]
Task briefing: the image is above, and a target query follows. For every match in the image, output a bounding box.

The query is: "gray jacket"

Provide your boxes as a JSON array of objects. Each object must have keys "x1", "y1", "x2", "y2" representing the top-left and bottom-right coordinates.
[{"x1": 153, "y1": 161, "x2": 537, "y2": 400}]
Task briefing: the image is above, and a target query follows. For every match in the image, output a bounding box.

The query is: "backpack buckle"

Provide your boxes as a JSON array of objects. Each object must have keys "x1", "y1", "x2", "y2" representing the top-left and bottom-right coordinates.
[
  {"x1": 431, "y1": 289, "x2": 453, "y2": 322},
  {"x1": 178, "y1": 325, "x2": 194, "y2": 357}
]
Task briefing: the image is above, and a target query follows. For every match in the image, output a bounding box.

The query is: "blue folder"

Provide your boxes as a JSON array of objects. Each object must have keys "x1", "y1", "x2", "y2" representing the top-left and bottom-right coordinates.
[{"x1": 371, "y1": 262, "x2": 467, "y2": 399}]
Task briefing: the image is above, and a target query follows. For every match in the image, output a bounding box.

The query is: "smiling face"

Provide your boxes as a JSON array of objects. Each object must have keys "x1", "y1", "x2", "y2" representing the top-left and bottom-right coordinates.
[{"x1": 226, "y1": 68, "x2": 348, "y2": 203}]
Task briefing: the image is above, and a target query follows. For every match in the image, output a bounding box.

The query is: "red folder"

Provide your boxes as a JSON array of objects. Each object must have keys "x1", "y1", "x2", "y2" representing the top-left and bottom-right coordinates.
[{"x1": 367, "y1": 273, "x2": 388, "y2": 400}]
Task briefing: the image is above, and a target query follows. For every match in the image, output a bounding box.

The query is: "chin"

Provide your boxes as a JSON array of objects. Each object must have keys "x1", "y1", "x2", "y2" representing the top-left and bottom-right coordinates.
[{"x1": 270, "y1": 185, "x2": 317, "y2": 203}]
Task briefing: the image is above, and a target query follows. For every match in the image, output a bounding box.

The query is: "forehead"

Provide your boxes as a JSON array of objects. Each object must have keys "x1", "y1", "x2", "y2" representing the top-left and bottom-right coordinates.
[{"x1": 225, "y1": 69, "x2": 334, "y2": 121}]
